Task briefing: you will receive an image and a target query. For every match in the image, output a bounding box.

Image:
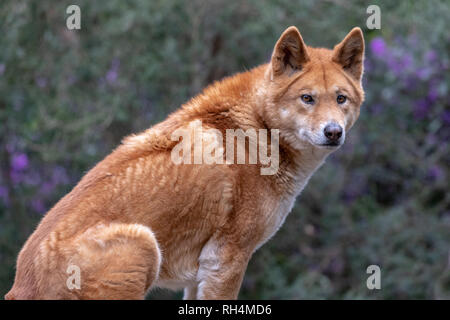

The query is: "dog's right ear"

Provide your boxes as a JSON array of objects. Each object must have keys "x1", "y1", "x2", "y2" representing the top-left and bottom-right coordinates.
[
  {"x1": 332, "y1": 27, "x2": 365, "y2": 82},
  {"x1": 270, "y1": 26, "x2": 309, "y2": 78}
]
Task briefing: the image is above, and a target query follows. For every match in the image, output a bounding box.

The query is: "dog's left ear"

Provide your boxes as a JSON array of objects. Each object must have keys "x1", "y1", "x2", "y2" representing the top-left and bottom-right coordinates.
[
  {"x1": 271, "y1": 26, "x2": 309, "y2": 78},
  {"x1": 332, "y1": 27, "x2": 365, "y2": 82}
]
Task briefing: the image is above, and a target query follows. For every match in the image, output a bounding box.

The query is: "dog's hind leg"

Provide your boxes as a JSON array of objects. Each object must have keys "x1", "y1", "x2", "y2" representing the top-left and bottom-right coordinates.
[{"x1": 69, "y1": 223, "x2": 161, "y2": 299}]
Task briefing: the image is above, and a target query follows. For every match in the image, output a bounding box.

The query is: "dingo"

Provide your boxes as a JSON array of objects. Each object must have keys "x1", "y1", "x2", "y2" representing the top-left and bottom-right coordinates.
[{"x1": 6, "y1": 26, "x2": 365, "y2": 299}]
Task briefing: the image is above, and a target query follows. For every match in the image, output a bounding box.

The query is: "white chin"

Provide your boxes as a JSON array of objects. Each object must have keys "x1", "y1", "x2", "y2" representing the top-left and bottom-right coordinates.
[{"x1": 312, "y1": 141, "x2": 343, "y2": 150}]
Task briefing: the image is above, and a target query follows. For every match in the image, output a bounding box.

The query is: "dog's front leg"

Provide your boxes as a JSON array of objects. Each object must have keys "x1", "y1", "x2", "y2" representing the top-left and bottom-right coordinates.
[
  {"x1": 183, "y1": 285, "x2": 198, "y2": 300},
  {"x1": 196, "y1": 238, "x2": 251, "y2": 300},
  {"x1": 197, "y1": 263, "x2": 248, "y2": 300}
]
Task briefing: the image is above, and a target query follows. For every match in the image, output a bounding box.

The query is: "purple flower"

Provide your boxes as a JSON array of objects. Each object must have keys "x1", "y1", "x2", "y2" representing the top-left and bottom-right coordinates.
[
  {"x1": 67, "y1": 75, "x2": 77, "y2": 86},
  {"x1": 41, "y1": 181, "x2": 55, "y2": 195},
  {"x1": 388, "y1": 53, "x2": 413, "y2": 75},
  {"x1": 370, "y1": 37, "x2": 387, "y2": 58},
  {"x1": 427, "y1": 87, "x2": 439, "y2": 103},
  {"x1": 106, "y1": 70, "x2": 118, "y2": 84},
  {"x1": 31, "y1": 199, "x2": 46, "y2": 213},
  {"x1": 23, "y1": 171, "x2": 42, "y2": 186},
  {"x1": 442, "y1": 111, "x2": 450, "y2": 125},
  {"x1": 0, "y1": 186, "x2": 9, "y2": 205},
  {"x1": 0, "y1": 63, "x2": 5, "y2": 76},
  {"x1": 413, "y1": 98, "x2": 429, "y2": 120},
  {"x1": 10, "y1": 171, "x2": 23, "y2": 184},
  {"x1": 9, "y1": 153, "x2": 29, "y2": 185},
  {"x1": 11, "y1": 153, "x2": 29, "y2": 171},
  {"x1": 106, "y1": 59, "x2": 120, "y2": 85},
  {"x1": 401, "y1": 54, "x2": 413, "y2": 69},
  {"x1": 369, "y1": 103, "x2": 384, "y2": 115},
  {"x1": 415, "y1": 67, "x2": 432, "y2": 80},
  {"x1": 427, "y1": 166, "x2": 444, "y2": 181},
  {"x1": 425, "y1": 50, "x2": 437, "y2": 63},
  {"x1": 35, "y1": 76, "x2": 47, "y2": 88},
  {"x1": 51, "y1": 166, "x2": 69, "y2": 185},
  {"x1": 364, "y1": 59, "x2": 373, "y2": 72},
  {"x1": 403, "y1": 76, "x2": 419, "y2": 91}
]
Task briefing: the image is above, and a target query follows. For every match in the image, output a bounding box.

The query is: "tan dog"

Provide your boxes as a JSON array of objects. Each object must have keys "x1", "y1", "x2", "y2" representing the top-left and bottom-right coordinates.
[{"x1": 6, "y1": 26, "x2": 364, "y2": 300}]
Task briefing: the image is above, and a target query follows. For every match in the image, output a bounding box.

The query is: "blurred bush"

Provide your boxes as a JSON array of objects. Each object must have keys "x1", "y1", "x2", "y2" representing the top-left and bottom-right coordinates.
[{"x1": 0, "y1": 0, "x2": 448, "y2": 299}]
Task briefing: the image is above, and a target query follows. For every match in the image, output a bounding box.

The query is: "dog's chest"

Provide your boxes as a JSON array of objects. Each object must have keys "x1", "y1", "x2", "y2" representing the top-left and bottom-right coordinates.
[
  {"x1": 255, "y1": 157, "x2": 326, "y2": 250},
  {"x1": 255, "y1": 184, "x2": 306, "y2": 250}
]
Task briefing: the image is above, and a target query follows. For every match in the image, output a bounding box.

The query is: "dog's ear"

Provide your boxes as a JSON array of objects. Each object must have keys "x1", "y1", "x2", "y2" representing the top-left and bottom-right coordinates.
[
  {"x1": 271, "y1": 26, "x2": 309, "y2": 78},
  {"x1": 332, "y1": 27, "x2": 365, "y2": 81}
]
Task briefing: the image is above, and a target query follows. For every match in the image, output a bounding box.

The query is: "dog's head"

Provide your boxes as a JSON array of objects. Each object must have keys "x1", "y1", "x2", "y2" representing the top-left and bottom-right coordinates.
[{"x1": 260, "y1": 26, "x2": 365, "y2": 151}]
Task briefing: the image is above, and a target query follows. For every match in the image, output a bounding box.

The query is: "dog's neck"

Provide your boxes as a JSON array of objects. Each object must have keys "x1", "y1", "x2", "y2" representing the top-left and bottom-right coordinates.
[{"x1": 278, "y1": 144, "x2": 331, "y2": 197}]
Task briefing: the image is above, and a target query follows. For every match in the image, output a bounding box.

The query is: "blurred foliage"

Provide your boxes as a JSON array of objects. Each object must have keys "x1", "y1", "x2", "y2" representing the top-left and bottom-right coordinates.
[{"x1": 0, "y1": 0, "x2": 449, "y2": 299}]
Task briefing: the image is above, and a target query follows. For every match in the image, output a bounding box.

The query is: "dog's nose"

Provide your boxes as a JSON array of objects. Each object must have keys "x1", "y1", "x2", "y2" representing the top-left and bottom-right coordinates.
[{"x1": 324, "y1": 123, "x2": 343, "y2": 142}]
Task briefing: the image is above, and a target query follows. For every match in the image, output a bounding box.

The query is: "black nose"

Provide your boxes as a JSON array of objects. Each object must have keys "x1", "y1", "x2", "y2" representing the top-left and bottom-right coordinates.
[{"x1": 324, "y1": 123, "x2": 343, "y2": 142}]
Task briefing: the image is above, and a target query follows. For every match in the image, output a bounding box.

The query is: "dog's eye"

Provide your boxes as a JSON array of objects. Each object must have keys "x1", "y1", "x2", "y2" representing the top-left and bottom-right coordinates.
[
  {"x1": 337, "y1": 95, "x2": 347, "y2": 104},
  {"x1": 301, "y1": 94, "x2": 314, "y2": 104}
]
